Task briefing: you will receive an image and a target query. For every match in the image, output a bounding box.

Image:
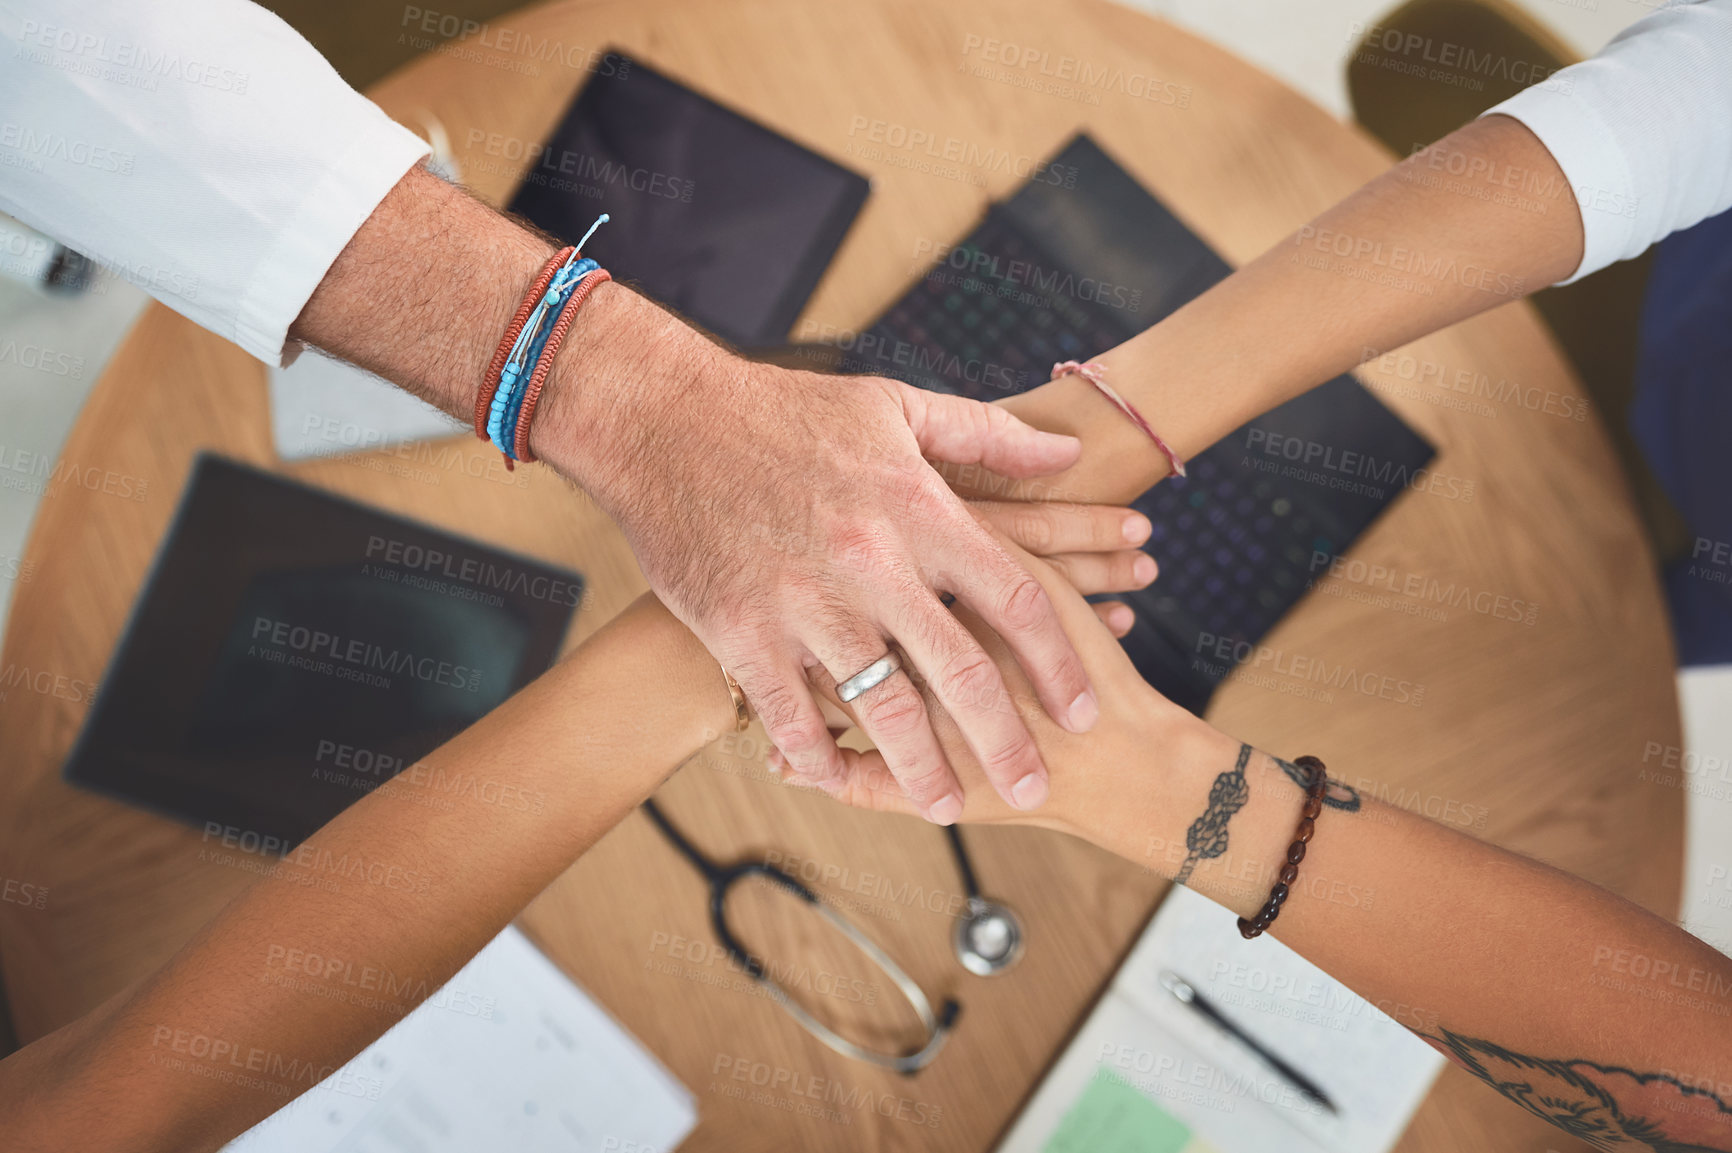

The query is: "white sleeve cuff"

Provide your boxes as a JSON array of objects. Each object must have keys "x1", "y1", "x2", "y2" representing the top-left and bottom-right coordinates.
[
  {"x1": 1481, "y1": 91, "x2": 1637, "y2": 286},
  {"x1": 238, "y1": 114, "x2": 430, "y2": 366}
]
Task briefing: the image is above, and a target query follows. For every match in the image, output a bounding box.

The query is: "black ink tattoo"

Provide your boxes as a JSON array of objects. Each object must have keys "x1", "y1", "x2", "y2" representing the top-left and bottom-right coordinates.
[
  {"x1": 1275, "y1": 756, "x2": 1361, "y2": 812},
  {"x1": 1417, "y1": 1027, "x2": 1732, "y2": 1152},
  {"x1": 1174, "y1": 743, "x2": 1253, "y2": 886}
]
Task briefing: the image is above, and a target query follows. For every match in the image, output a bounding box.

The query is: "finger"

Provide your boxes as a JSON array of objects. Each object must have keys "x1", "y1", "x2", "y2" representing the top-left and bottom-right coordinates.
[
  {"x1": 886, "y1": 594, "x2": 1052, "y2": 812},
  {"x1": 1092, "y1": 600, "x2": 1136, "y2": 637},
  {"x1": 730, "y1": 662, "x2": 843, "y2": 783},
  {"x1": 1038, "y1": 549, "x2": 1157, "y2": 596},
  {"x1": 803, "y1": 626, "x2": 964, "y2": 825},
  {"x1": 970, "y1": 501, "x2": 1151, "y2": 556},
  {"x1": 895, "y1": 382, "x2": 1080, "y2": 478},
  {"x1": 788, "y1": 746, "x2": 921, "y2": 818},
  {"x1": 941, "y1": 527, "x2": 1098, "y2": 738}
]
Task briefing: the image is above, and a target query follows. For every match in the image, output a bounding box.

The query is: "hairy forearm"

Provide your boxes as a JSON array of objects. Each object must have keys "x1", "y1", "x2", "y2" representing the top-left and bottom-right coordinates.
[
  {"x1": 989, "y1": 114, "x2": 1585, "y2": 505},
  {"x1": 0, "y1": 595, "x2": 731, "y2": 1152},
  {"x1": 1132, "y1": 717, "x2": 1732, "y2": 1146},
  {"x1": 287, "y1": 164, "x2": 734, "y2": 503}
]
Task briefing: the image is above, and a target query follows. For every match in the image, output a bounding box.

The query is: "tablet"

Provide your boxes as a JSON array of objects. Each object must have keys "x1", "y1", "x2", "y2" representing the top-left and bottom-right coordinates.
[
  {"x1": 63, "y1": 455, "x2": 582, "y2": 845},
  {"x1": 506, "y1": 53, "x2": 870, "y2": 349}
]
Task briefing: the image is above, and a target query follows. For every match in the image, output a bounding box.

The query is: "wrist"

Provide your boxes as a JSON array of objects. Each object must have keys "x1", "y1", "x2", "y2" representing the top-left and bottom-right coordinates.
[{"x1": 525, "y1": 282, "x2": 741, "y2": 512}]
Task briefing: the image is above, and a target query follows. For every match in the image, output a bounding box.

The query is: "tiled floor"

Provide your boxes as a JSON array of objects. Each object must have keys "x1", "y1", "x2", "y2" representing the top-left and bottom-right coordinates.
[{"x1": 0, "y1": 0, "x2": 1723, "y2": 953}]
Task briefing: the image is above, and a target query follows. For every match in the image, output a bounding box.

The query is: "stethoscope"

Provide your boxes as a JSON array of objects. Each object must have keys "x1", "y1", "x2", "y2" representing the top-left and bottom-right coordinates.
[
  {"x1": 638, "y1": 802, "x2": 1025, "y2": 1073},
  {"x1": 944, "y1": 825, "x2": 1026, "y2": 977}
]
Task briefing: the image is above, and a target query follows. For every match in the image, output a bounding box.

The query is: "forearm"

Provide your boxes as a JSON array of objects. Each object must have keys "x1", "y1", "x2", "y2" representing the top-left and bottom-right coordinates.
[
  {"x1": 993, "y1": 114, "x2": 1585, "y2": 505},
  {"x1": 1132, "y1": 716, "x2": 1732, "y2": 1145},
  {"x1": 288, "y1": 165, "x2": 734, "y2": 503},
  {"x1": 1, "y1": 594, "x2": 732, "y2": 1152}
]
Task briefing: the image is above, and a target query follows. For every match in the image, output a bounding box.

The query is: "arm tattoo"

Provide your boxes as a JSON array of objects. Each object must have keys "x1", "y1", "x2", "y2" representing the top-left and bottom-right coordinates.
[
  {"x1": 1274, "y1": 755, "x2": 1362, "y2": 812},
  {"x1": 1173, "y1": 743, "x2": 1252, "y2": 886},
  {"x1": 1418, "y1": 1027, "x2": 1732, "y2": 1151}
]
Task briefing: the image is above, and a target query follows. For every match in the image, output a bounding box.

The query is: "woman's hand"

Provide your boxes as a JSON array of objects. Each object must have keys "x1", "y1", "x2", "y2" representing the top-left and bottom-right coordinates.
[
  {"x1": 965, "y1": 499, "x2": 1153, "y2": 638},
  {"x1": 780, "y1": 538, "x2": 1236, "y2": 864}
]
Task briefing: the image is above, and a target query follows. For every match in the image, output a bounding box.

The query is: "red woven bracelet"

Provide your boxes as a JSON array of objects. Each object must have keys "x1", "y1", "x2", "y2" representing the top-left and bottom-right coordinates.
[
  {"x1": 475, "y1": 246, "x2": 573, "y2": 441},
  {"x1": 512, "y1": 268, "x2": 611, "y2": 463},
  {"x1": 1051, "y1": 359, "x2": 1187, "y2": 479}
]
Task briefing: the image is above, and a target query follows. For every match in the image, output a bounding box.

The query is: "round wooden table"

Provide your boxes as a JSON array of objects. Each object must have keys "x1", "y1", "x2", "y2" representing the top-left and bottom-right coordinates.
[{"x1": 0, "y1": 1, "x2": 1682, "y2": 1150}]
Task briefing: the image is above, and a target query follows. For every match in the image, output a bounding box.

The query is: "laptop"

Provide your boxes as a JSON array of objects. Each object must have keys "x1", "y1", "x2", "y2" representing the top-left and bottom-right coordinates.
[{"x1": 837, "y1": 134, "x2": 1435, "y2": 712}]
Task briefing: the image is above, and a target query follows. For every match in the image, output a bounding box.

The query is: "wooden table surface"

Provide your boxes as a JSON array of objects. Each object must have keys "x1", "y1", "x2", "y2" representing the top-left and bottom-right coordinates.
[{"x1": 0, "y1": 1, "x2": 1684, "y2": 1150}]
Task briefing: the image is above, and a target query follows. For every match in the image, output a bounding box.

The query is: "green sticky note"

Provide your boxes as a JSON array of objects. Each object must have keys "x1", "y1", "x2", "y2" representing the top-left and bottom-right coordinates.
[{"x1": 1041, "y1": 1068, "x2": 1193, "y2": 1153}]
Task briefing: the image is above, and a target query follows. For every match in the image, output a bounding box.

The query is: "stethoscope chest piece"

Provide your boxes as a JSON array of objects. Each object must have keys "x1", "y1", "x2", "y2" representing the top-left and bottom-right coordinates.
[{"x1": 953, "y1": 896, "x2": 1025, "y2": 976}]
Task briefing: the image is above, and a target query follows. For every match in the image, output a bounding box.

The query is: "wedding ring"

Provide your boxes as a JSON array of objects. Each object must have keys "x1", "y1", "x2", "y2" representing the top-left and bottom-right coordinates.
[
  {"x1": 836, "y1": 651, "x2": 903, "y2": 703},
  {"x1": 719, "y1": 666, "x2": 750, "y2": 733}
]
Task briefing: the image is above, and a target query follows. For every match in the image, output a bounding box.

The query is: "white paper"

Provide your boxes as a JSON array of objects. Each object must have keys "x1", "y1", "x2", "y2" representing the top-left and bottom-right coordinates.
[
  {"x1": 224, "y1": 926, "x2": 697, "y2": 1153},
  {"x1": 269, "y1": 352, "x2": 464, "y2": 463},
  {"x1": 999, "y1": 886, "x2": 1442, "y2": 1153}
]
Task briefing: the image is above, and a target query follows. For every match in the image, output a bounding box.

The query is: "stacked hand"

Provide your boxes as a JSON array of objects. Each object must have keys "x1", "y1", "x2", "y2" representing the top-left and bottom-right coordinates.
[{"x1": 564, "y1": 354, "x2": 1158, "y2": 825}]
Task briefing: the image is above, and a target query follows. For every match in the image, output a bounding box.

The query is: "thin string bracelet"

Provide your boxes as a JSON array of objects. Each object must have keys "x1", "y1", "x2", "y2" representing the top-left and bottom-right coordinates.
[
  {"x1": 476, "y1": 247, "x2": 572, "y2": 441},
  {"x1": 1051, "y1": 359, "x2": 1187, "y2": 479}
]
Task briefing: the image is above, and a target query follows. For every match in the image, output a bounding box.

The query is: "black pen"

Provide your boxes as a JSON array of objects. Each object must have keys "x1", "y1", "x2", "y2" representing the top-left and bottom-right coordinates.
[{"x1": 1159, "y1": 970, "x2": 1340, "y2": 1115}]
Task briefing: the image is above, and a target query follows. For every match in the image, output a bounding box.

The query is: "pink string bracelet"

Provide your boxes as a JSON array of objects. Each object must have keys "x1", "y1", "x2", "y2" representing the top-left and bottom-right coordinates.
[{"x1": 1051, "y1": 360, "x2": 1187, "y2": 479}]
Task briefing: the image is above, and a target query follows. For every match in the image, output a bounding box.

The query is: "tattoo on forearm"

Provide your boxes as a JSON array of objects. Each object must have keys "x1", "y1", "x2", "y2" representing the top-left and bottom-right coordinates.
[
  {"x1": 1417, "y1": 1027, "x2": 1732, "y2": 1151},
  {"x1": 1174, "y1": 743, "x2": 1252, "y2": 886},
  {"x1": 1274, "y1": 756, "x2": 1362, "y2": 812}
]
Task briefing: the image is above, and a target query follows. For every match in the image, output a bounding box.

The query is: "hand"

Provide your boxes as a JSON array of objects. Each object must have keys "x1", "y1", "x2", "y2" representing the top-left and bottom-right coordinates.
[
  {"x1": 561, "y1": 352, "x2": 1143, "y2": 825},
  {"x1": 790, "y1": 541, "x2": 1234, "y2": 863}
]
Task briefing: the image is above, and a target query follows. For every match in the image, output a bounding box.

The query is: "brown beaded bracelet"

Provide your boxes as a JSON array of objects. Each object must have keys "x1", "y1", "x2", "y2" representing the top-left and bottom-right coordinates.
[{"x1": 1237, "y1": 754, "x2": 1327, "y2": 940}]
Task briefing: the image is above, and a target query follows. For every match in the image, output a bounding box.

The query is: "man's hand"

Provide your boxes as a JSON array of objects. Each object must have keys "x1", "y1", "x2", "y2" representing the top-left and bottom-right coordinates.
[
  {"x1": 292, "y1": 167, "x2": 1132, "y2": 824},
  {"x1": 550, "y1": 351, "x2": 1120, "y2": 824}
]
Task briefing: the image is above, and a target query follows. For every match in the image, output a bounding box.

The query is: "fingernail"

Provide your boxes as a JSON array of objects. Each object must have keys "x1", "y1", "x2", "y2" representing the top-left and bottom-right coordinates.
[
  {"x1": 927, "y1": 794, "x2": 963, "y2": 826},
  {"x1": 1011, "y1": 772, "x2": 1049, "y2": 810},
  {"x1": 1133, "y1": 554, "x2": 1157, "y2": 585},
  {"x1": 1123, "y1": 513, "x2": 1151, "y2": 544},
  {"x1": 1109, "y1": 605, "x2": 1135, "y2": 632},
  {"x1": 1066, "y1": 689, "x2": 1099, "y2": 733},
  {"x1": 766, "y1": 748, "x2": 787, "y2": 776}
]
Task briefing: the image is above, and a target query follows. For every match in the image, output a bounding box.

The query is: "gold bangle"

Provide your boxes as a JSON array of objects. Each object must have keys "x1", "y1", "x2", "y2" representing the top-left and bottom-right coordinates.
[{"x1": 720, "y1": 666, "x2": 750, "y2": 733}]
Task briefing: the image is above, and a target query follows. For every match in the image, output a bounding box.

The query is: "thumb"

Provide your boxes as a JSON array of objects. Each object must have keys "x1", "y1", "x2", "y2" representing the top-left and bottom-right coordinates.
[{"x1": 896, "y1": 383, "x2": 1081, "y2": 478}]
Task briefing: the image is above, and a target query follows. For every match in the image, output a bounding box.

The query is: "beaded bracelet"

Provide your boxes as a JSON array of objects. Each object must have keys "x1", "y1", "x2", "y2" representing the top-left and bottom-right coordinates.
[
  {"x1": 474, "y1": 214, "x2": 612, "y2": 469},
  {"x1": 1237, "y1": 754, "x2": 1328, "y2": 940}
]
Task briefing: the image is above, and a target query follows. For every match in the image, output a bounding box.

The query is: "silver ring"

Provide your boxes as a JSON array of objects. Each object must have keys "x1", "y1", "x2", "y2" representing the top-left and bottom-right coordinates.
[{"x1": 836, "y1": 651, "x2": 902, "y2": 703}]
